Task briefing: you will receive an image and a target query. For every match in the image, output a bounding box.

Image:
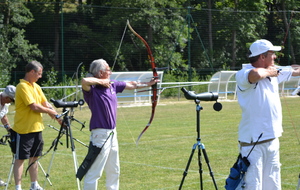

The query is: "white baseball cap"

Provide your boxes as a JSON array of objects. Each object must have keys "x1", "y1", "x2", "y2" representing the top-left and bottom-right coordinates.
[{"x1": 248, "y1": 39, "x2": 281, "y2": 58}]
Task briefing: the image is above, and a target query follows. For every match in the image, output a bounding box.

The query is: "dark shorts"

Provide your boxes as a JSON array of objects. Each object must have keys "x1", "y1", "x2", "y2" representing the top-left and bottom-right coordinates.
[{"x1": 15, "y1": 131, "x2": 44, "y2": 160}]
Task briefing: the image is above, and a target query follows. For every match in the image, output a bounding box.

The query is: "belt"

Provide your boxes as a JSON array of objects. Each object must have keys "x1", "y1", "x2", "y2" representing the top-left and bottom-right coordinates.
[{"x1": 239, "y1": 138, "x2": 275, "y2": 147}]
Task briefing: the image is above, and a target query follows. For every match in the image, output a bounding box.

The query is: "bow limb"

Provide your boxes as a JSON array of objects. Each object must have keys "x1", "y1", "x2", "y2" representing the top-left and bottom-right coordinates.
[
  {"x1": 76, "y1": 62, "x2": 83, "y2": 101},
  {"x1": 25, "y1": 139, "x2": 56, "y2": 176},
  {"x1": 24, "y1": 125, "x2": 67, "y2": 176},
  {"x1": 127, "y1": 20, "x2": 158, "y2": 145}
]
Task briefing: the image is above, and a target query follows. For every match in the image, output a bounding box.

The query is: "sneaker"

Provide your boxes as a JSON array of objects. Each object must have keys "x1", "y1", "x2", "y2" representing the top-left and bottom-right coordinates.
[
  {"x1": 0, "y1": 179, "x2": 7, "y2": 186},
  {"x1": 29, "y1": 184, "x2": 43, "y2": 190}
]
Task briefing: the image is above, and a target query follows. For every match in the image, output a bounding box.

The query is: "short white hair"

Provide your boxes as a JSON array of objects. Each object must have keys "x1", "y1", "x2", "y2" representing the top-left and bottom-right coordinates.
[{"x1": 88, "y1": 59, "x2": 108, "y2": 77}]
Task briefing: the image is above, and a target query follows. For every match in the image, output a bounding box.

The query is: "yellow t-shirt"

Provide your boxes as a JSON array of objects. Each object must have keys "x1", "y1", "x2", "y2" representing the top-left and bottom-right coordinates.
[{"x1": 13, "y1": 79, "x2": 47, "y2": 134}]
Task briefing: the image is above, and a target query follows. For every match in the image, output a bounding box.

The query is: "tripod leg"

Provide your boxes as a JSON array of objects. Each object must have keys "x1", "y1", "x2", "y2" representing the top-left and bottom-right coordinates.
[
  {"x1": 201, "y1": 146, "x2": 218, "y2": 190},
  {"x1": 43, "y1": 148, "x2": 56, "y2": 189},
  {"x1": 73, "y1": 151, "x2": 82, "y2": 190},
  {"x1": 43, "y1": 127, "x2": 65, "y2": 189},
  {"x1": 68, "y1": 126, "x2": 81, "y2": 190},
  {"x1": 38, "y1": 162, "x2": 52, "y2": 186},
  {"x1": 297, "y1": 173, "x2": 300, "y2": 190},
  {"x1": 197, "y1": 144, "x2": 203, "y2": 190},
  {"x1": 179, "y1": 144, "x2": 197, "y2": 190},
  {"x1": 5, "y1": 155, "x2": 14, "y2": 190}
]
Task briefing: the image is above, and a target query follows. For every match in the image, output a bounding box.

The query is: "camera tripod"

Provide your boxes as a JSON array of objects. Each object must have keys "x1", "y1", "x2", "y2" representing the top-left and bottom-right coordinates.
[
  {"x1": 178, "y1": 99, "x2": 218, "y2": 190},
  {"x1": 297, "y1": 173, "x2": 300, "y2": 190},
  {"x1": 44, "y1": 107, "x2": 84, "y2": 190}
]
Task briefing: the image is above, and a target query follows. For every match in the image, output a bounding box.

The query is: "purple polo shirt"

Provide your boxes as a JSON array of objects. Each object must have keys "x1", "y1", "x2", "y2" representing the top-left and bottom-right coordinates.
[{"x1": 83, "y1": 80, "x2": 126, "y2": 130}]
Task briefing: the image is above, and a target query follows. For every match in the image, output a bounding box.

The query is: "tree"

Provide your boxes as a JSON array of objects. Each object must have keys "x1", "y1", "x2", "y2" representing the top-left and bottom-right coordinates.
[
  {"x1": 61, "y1": 0, "x2": 191, "y2": 80},
  {"x1": 104, "y1": 0, "x2": 191, "y2": 76},
  {"x1": 0, "y1": 0, "x2": 42, "y2": 86},
  {"x1": 209, "y1": 0, "x2": 269, "y2": 69}
]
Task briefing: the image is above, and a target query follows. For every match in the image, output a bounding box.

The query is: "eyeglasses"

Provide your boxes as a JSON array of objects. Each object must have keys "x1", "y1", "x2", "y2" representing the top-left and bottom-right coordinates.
[{"x1": 267, "y1": 51, "x2": 276, "y2": 56}]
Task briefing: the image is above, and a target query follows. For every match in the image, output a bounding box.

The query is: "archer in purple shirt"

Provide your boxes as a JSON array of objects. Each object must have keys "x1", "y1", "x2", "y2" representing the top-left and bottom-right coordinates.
[
  {"x1": 83, "y1": 80, "x2": 126, "y2": 130},
  {"x1": 79, "y1": 59, "x2": 158, "y2": 190}
]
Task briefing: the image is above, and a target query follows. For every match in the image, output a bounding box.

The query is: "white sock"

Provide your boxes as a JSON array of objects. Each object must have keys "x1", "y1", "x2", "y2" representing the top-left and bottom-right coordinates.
[
  {"x1": 15, "y1": 184, "x2": 22, "y2": 190},
  {"x1": 31, "y1": 181, "x2": 38, "y2": 188}
]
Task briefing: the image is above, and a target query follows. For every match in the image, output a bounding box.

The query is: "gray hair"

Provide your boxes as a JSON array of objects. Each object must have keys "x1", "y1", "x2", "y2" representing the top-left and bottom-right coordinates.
[
  {"x1": 25, "y1": 60, "x2": 43, "y2": 73},
  {"x1": 88, "y1": 59, "x2": 108, "y2": 77}
]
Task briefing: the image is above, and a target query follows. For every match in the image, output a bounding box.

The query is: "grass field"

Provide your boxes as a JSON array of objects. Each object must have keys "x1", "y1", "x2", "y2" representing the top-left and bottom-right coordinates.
[{"x1": 0, "y1": 97, "x2": 300, "y2": 190}]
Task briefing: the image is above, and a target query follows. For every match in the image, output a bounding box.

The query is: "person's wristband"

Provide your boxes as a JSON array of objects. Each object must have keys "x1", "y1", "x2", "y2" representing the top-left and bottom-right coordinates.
[{"x1": 4, "y1": 124, "x2": 9, "y2": 129}]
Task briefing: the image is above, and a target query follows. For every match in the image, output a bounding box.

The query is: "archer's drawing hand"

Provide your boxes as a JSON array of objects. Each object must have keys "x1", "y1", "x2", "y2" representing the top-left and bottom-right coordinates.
[
  {"x1": 267, "y1": 66, "x2": 280, "y2": 77},
  {"x1": 99, "y1": 79, "x2": 111, "y2": 88}
]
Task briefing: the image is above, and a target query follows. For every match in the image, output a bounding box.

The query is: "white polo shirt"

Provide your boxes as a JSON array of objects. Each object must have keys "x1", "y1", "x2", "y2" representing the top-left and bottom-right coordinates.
[
  {"x1": 0, "y1": 92, "x2": 10, "y2": 119},
  {"x1": 236, "y1": 64, "x2": 292, "y2": 143}
]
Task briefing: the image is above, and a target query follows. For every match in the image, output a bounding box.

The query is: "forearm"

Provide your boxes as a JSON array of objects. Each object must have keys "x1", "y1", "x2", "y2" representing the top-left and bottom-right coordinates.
[
  {"x1": 1, "y1": 115, "x2": 8, "y2": 125},
  {"x1": 248, "y1": 69, "x2": 269, "y2": 83},
  {"x1": 31, "y1": 102, "x2": 63, "y2": 123},
  {"x1": 81, "y1": 77, "x2": 110, "y2": 91},
  {"x1": 1, "y1": 116, "x2": 10, "y2": 130},
  {"x1": 248, "y1": 67, "x2": 279, "y2": 83},
  {"x1": 44, "y1": 101, "x2": 54, "y2": 109},
  {"x1": 125, "y1": 81, "x2": 154, "y2": 90},
  {"x1": 30, "y1": 103, "x2": 57, "y2": 115}
]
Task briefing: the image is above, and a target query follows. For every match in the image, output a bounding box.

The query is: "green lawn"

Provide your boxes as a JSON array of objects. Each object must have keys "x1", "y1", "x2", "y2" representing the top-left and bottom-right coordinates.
[{"x1": 0, "y1": 97, "x2": 299, "y2": 189}]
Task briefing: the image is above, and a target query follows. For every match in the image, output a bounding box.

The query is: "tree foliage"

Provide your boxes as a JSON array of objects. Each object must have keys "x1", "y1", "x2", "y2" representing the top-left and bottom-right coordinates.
[{"x1": 0, "y1": 0, "x2": 42, "y2": 86}]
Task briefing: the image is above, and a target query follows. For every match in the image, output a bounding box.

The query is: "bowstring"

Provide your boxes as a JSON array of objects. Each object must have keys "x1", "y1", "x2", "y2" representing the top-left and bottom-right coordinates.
[
  {"x1": 118, "y1": 107, "x2": 136, "y2": 144},
  {"x1": 279, "y1": 10, "x2": 300, "y2": 144},
  {"x1": 111, "y1": 23, "x2": 128, "y2": 71},
  {"x1": 112, "y1": 21, "x2": 135, "y2": 143}
]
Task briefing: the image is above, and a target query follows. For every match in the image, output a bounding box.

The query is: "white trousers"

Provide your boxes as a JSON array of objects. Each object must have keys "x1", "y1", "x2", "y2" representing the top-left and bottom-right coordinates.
[
  {"x1": 83, "y1": 128, "x2": 120, "y2": 190},
  {"x1": 240, "y1": 138, "x2": 281, "y2": 190}
]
